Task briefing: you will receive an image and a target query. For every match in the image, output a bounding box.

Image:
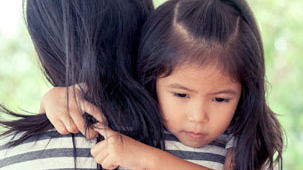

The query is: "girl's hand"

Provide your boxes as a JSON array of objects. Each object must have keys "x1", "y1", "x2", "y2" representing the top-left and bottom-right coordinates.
[
  {"x1": 91, "y1": 124, "x2": 151, "y2": 170},
  {"x1": 39, "y1": 85, "x2": 105, "y2": 139}
]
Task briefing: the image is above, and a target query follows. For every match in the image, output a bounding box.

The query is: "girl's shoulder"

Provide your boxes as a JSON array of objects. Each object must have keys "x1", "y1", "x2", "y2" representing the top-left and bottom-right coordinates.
[
  {"x1": 163, "y1": 131, "x2": 229, "y2": 170},
  {"x1": 216, "y1": 133, "x2": 237, "y2": 149}
]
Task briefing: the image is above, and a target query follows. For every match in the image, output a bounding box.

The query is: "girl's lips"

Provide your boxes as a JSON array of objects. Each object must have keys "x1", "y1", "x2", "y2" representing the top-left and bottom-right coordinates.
[{"x1": 184, "y1": 131, "x2": 206, "y2": 140}]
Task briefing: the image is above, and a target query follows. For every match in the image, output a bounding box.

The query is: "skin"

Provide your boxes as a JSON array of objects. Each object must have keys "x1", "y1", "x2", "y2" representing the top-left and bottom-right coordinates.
[
  {"x1": 39, "y1": 84, "x2": 104, "y2": 139},
  {"x1": 156, "y1": 63, "x2": 241, "y2": 148},
  {"x1": 91, "y1": 123, "x2": 212, "y2": 170},
  {"x1": 40, "y1": 62, "x2": 240, "y2": 169},
  {"x1": 89, "y1": 62, "x2": 241, "y2": 169}
]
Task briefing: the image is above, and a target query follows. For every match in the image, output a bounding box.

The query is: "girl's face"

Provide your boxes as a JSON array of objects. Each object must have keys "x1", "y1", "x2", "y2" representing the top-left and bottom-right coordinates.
[{"x1": 156, "y1": 63, "x2": 241, "y2": 148}]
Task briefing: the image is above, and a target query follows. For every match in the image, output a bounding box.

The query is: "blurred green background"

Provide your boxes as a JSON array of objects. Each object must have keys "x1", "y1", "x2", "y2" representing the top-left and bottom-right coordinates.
[{"x1": 0, "y1": 0, "x2": 302, "y2": 169}]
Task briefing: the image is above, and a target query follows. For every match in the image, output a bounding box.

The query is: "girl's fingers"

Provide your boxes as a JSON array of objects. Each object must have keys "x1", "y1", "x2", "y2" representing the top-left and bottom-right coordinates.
[
  {"x1": 83, "y1": 127, "x2": 98, "y2": 139},
  {"x1": 82, "y1": 100, "x2": 107, "y2": 123},
  {"x1": 91, "y1": 139, "x2": 118, "y2": 170},
  {"x1": 94, "y1": 151, "x2": 109, "y2": 167},
  {"x1": 91, "y1": 125, "x2": 121, "y2": 170},
  {"x1": 51, "y1": 120, "x2": 69, "y2": 135},
  {"x1": 61, "y1": 115, "x2": 79, "y2": 133},
  {"x1": 101, "y1": 156, "x2": 119, "y2": 170},
  {"x1": 91, "y1": 141, "x2": 107, "y2": 157},
  {"x1": 69, "y1": 109, "x2": 97, "y2": 139},
  {"x1": 93, "y1": 123, "x2": 116, "y2": 139}
]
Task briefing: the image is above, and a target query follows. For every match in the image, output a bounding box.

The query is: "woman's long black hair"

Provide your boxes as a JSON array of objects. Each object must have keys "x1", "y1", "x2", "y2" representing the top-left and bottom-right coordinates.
[
  {"x1": 137, "y1": 0, "x2": 283, "y2": 169},
  {"x1": 0, "y1": 0, "x2": 164, "y2": 159}
]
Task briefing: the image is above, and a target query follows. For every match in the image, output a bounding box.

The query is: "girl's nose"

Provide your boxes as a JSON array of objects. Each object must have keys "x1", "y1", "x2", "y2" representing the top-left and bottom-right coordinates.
[{"x1": 188, "y1": 104, "x2": 209, "y2": 124}]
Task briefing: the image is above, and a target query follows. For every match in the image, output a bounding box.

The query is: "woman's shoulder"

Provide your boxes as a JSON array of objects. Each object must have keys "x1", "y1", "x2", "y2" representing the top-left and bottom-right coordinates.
[{"x1": 0, "y1": 129, "x2": 97, "y2": 170}]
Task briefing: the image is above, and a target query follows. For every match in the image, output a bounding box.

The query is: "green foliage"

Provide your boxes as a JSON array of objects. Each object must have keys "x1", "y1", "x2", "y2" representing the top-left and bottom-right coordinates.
[
  {"x1": 0, "y1": 22, "x2": 50, "y2": 114},
  {"x1": 153, "y1": 0, "x2": 167, "y2": 7},
  {"x1": 251, "y1": 0, "x2": 303, "y2": 169},
  {"x1": 1, "y1": 0, "x2": 302, "y2": 169}
]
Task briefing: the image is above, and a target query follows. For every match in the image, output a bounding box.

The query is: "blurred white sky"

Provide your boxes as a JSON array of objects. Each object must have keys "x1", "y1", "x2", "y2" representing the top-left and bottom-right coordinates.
[{"x1": 0, "y1": 0, "x2": 22, "y2": 38}]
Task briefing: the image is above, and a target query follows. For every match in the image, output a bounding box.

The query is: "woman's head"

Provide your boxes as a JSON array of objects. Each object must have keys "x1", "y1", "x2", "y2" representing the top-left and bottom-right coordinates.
[
  {"x1": 24, "y1": 0, "x2": 165, "y2": 148},
  {"x1": 25, "y1": 0, "x2": 153, "y2": 87},
  {"x1": 138, "y1": 0, "x2": 282, "y2": 168}
]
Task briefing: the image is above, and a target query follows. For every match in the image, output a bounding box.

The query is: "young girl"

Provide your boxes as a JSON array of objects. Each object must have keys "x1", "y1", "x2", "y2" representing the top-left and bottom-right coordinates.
[
  {"x1": 137, "y1": 0, "x2": 284, "y2": 169},
  {"x1": 41, "y1": 0, "x2": 283, "y2": 170}
]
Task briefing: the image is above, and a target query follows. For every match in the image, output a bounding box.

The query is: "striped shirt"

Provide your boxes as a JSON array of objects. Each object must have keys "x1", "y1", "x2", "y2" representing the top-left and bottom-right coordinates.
[
  {"x1": 163, "y1": 131, "x2": 232, "y2": 170},
  {"x1": 0, "y1": 129, "x2": 232, "y2": 170}
]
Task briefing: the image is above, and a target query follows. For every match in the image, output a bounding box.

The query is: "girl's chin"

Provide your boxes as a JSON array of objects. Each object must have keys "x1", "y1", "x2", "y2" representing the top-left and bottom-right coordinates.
[
  {"x1": 176, "y1": 134, "x2": 208, "y2": 148},
  {"x1": 181, "y1": 140, "x2": 206, "y2": 148}
]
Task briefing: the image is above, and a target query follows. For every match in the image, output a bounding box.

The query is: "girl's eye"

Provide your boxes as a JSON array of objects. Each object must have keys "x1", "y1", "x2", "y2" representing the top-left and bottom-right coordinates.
[
  {"x1": 212, "y1": 97, "x2": 229, "y2": 103},
  {"x1": 174, "y1": 93, "x2": 190, "y2": 98}
]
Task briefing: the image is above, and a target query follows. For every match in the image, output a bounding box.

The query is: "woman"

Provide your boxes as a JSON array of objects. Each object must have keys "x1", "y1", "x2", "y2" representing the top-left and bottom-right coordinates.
[{"x1": 0, "y1": 0, "x2": 162, "y2": 169}]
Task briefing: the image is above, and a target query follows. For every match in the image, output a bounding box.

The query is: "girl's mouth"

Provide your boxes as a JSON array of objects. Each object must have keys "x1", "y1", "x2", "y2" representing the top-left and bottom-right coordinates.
[{"x1": 184, "y1": 131, "x2": 207, "y2": 140}]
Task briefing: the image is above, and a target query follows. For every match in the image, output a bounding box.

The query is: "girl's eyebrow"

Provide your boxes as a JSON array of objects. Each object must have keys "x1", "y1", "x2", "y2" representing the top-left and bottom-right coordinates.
[
  {"x1": 167, "y1": 83, "x2": 198, "y2": 93},
  {"x1": 167, "y1": 83, "x2": 238, "y2": 95},
  {"x1": 209, "y1": 89, "x2": 238, "y2": 95}
]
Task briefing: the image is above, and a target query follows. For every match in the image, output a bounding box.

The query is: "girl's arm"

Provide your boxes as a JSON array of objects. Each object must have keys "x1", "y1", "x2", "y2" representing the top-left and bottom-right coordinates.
[
  {"x1": 41, "y1": 87, "x2": 213, "y2": 170},
  {"x1": 147, "y1": 148, "x2": 213, "y2": 170},
  {"x1": 91, "y1": 124, "x2": 212, "y2": 170}
]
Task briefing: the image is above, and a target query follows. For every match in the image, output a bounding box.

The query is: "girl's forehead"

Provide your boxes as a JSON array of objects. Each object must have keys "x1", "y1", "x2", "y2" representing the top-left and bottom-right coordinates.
[
  {"x1": 156, "y1": 62, "x2": 241, "y2": 95},
  {"x1": 172, "y1": 60, "x2": 220, "y2": 74},
  {"x1": 173, "y1": 47, "x2": 241, "y2": 79},
  {"x1": 168, "y1": 61, "x2": 239, "y2": 83}
]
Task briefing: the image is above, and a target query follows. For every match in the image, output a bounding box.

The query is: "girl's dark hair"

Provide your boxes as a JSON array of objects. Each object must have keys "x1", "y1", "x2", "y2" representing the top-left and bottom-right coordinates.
[
  {"x1": 137, "y1": 0, "x2": 283, "y2": 169},
  {"x1": 1, "y1": 0, "x2": 164, "y2": 157}
]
